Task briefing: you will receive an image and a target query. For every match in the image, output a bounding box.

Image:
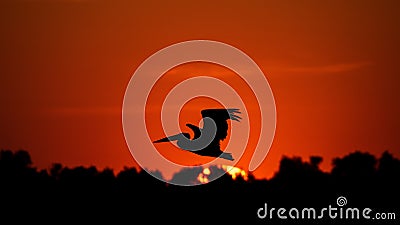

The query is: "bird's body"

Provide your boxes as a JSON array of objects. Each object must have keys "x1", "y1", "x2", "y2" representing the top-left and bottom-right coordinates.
[{"x1": 153, "y1": 108, "x2": 241, "y2": 161}]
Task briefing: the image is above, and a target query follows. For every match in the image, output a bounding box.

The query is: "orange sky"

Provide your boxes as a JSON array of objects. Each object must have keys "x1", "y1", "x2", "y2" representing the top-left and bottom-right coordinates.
[{"x1": 1, "y1": 0, "x2": 399, "y2": 179}]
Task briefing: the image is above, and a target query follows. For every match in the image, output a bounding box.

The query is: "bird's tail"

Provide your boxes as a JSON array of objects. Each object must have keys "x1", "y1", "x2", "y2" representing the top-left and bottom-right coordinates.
[{"x1": 220, "y1": 152, "x2": 234, "y2": 161}]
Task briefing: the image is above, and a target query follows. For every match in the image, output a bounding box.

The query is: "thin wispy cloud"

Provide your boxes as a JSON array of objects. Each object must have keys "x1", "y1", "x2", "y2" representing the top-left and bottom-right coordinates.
[
  {"x1": 42, "y1": 106, "x2": 121, "y2": 116},
  {"x1": 269, "y1": 61, "x2": 372, "y2": 74}
]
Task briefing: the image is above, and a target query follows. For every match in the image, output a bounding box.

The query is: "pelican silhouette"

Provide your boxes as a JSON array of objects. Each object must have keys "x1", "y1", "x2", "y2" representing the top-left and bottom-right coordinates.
[{"x1": 153, "y1": 108, "x2": 242, "y2": 161}]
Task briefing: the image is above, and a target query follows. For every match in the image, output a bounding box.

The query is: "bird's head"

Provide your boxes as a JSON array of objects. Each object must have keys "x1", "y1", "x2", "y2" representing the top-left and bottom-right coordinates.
[{"x1": 153, "y1": 133, "x2": 190, "y2": 143}]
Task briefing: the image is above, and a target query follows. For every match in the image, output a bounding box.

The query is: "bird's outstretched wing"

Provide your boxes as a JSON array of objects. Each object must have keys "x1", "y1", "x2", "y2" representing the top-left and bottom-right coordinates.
[
  {"x1": 186, "y1": 123, "x2": 201, "y2": 140},
  {"x1": 200, "y1": 108, "x2": 242, "y2": 141}
]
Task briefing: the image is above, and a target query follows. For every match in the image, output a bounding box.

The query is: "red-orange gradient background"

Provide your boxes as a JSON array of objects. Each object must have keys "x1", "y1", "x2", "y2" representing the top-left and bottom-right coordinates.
[{"x1": 1, "y1": 0, "x2": 399, "y2": 179}]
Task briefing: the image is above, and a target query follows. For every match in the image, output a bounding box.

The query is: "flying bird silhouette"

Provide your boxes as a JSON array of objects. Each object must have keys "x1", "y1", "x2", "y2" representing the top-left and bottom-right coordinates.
[{"x1": 153, "y1": 108, "x2": 242, "y2": 161}]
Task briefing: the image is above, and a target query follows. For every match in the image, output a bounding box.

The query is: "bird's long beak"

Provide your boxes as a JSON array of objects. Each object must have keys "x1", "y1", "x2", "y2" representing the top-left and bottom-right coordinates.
[{"x1": 153, "y1": 134, "x2": 180, "y2": 143}]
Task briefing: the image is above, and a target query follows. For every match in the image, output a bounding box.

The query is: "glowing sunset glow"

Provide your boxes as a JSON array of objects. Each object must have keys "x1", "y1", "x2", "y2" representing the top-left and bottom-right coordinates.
[
  {"x1": 196, "y1": 165, "x2": 248, "y2": 184},
  {"x1": 197, "y1": 173, "x2": 209, "y2": 184},
  {"x1": 203, "y1": 168, "x2": 211, "y2": 175},
  {"x1": 222, "y1": 165, "x2": 248, "y2": 181}
]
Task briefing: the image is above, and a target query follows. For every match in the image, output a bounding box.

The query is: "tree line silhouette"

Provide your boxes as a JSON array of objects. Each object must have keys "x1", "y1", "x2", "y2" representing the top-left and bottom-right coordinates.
[{"x1": 1, "y1": 149, "x2": 399, "y2": 224}]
